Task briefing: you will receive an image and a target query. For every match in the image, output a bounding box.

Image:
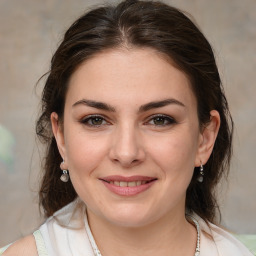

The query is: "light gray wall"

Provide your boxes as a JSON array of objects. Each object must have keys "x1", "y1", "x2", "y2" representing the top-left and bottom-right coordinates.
[{"x1": 0, "y1": 0, "x2": 255, "y2": 246}]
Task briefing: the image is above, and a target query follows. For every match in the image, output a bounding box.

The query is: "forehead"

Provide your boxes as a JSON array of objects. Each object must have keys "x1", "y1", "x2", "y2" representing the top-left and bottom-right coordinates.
[{"x1": 66, "y1": 48, "x2": 196, "y2": 109}]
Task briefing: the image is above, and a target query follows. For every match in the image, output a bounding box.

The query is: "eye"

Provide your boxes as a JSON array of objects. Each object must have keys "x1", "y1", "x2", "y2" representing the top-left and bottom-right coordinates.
[
  {"x1": 81, "y1": 115, "x2": 109, "y2": 127},
  {"x1": 146, "y1": 115, "x2": 176, "y2": 126}
]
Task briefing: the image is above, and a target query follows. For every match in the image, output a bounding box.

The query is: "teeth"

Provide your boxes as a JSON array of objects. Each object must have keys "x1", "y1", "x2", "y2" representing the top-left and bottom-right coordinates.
[
  {"x1": 108, "y1": 180, "x2": 152, "y2": 187},
  {"x1": 120, "y1": 181, "x2": 128, "y2": 187},
  {"x1": 128, "y1": 181, "x2": 136, "y2": 187}
]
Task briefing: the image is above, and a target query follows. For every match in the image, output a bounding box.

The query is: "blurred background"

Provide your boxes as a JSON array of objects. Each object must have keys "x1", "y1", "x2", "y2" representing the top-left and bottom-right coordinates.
[{"x1": 0, "y1": 0, "x2": 255, "y2": 246}]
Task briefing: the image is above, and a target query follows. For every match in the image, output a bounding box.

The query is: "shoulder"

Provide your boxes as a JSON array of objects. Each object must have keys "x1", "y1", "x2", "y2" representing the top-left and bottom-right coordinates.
[
  {"x1": 197, "y1": 216, "x2": 254, "y2": 255},
  {"x1": 210, "y1": 225, "x2": 254, "y2": 255},
  {"x1": 2, "y1": 235, "x2": 38, "y2": 256}
]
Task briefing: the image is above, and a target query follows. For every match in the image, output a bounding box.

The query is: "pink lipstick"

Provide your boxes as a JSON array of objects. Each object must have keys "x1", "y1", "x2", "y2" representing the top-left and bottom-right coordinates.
[{"x1": 99, "y1": 175, "x2": 157, "y2": 196}]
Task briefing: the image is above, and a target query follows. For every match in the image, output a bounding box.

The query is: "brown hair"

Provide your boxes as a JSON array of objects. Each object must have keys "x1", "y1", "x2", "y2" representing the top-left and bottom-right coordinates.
[{"x1": 37, "y1": 0, "x2": 233, "y2": 223}]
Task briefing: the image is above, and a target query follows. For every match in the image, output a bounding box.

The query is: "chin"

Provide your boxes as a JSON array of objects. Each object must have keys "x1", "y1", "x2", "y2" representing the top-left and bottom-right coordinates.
[
  {"x1": 101, "y1": 204, "x2": 157, "y2": 228},
  {"x1": 109, "y1": 215, "x2": 152, "y2": 228}
]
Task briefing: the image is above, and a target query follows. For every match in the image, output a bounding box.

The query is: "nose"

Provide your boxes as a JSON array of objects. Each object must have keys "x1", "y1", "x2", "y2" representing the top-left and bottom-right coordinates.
[{"x1": 109, "y1": 123, "x2": 146, "y2": 168}]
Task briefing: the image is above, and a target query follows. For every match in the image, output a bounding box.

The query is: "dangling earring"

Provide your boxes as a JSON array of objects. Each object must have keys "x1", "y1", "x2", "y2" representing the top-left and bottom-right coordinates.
[
  {"x1": 197, "y1": 163, "x2": 204, "y2": 183},
  {"x1": 60, "y1": 161, "x2": 69, "y2": 182}
]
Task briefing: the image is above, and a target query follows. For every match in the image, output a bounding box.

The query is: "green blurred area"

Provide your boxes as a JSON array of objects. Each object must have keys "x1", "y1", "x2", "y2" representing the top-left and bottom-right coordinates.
[
  {"x1": 0, "y1": 124, "x2": 15, "y2": 172},
  {"x1": 236, "y1": 234, "x2": 256, "y2": 255}
]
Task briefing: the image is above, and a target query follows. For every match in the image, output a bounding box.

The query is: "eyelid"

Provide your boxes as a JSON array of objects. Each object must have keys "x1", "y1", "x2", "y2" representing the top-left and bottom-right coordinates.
[
  {"x1": 145, "y1": 114, "x2": 177, "y2": 126},
  {"x1": 80, "y1": 114, "x2": 111, "y2": 126}
]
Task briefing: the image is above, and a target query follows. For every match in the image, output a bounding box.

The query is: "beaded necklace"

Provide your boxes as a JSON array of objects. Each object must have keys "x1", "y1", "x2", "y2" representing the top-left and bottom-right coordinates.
[{"x1": 85, "y1": 215, "x2": 201, "y2": 256}]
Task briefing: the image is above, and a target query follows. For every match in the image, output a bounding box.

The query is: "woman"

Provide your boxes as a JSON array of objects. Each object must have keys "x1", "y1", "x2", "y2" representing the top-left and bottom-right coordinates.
[{"x1": 1, "y1": 0, "x2": 253, "y2": 255}]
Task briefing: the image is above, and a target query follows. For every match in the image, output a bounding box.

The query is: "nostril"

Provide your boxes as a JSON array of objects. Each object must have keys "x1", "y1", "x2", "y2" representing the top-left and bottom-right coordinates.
[
  {"x1": 112, "y1": 158, "x2": 141, "y2": 168},
  {"x1": 109, "y1": 138, "x2": 146, "y2": 167}
]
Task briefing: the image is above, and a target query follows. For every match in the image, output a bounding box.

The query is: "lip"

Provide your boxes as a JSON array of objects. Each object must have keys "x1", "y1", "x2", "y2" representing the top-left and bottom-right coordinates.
[
  {"x1": 100, "y1": 175, "x2": 156, "y2": 182},
  {"x1": 99, "y1": 175, "x2": 157, "y2": 196}
]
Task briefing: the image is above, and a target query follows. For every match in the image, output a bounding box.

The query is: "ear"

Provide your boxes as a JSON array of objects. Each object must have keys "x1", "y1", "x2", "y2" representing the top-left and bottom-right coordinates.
[
  {"x1": 195, "y1": 110, "x2": 220, "y2": 166},
  {"x1": 51, "y1": 112, "x2": 66, "y2": 161}
]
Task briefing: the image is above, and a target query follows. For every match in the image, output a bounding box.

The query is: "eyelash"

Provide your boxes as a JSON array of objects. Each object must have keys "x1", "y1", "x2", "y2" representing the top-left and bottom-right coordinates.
[
  {"x1": 80, "y1": 114, "x2": 176, "y2": 128},
  {"x1": 80, "y1": 115, "x2": 109, "y2": 127},
  {"x1": 146, "y1": 114, "x2": 176, "y2": 127}
]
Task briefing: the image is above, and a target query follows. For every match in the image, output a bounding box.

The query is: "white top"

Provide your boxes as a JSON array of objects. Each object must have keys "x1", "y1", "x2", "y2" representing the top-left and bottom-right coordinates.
[
  {"x1": 1, "y1": 200, "x2": 252, "y2": 256},
  {"x1": 33, "y1": 200, "x2": 253, "y2": 256}
]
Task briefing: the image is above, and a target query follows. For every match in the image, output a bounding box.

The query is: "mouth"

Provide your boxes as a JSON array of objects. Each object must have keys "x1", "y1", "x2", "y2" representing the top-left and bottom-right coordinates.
[
  {"x1": 101, "y1": 180, "x2": 155, "y2": 187},
  {"x1": 99, "y1": 176, "x2": 157, "y2": 196}
]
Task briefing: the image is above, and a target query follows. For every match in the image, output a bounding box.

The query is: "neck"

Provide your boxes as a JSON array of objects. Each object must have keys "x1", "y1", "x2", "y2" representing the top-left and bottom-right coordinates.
[{"x1": 87, "y1": 208, "x2": 197, "y2": 256}]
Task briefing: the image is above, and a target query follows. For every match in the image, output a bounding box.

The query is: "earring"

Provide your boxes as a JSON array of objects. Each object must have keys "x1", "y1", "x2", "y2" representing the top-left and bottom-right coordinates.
[
  {"x1": 60, "y1": 161, "x2": 69, "y2": 182},
  {"x1": 197, "y1": 163, "x2": 204, "y2": 183}
]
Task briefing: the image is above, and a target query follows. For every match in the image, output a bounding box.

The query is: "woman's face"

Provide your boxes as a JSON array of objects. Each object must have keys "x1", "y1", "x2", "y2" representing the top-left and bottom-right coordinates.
[{"x1": 52, "y1": 48, "x2": 216, "y2": 227}]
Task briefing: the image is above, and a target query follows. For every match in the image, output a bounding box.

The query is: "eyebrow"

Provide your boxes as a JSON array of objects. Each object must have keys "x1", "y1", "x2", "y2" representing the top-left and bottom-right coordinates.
[
  {"x1": 138, "y1": 99, "x2": 185, "y2": 112},
  {"x1": 72, "y1": 99, "x2": 115, "y2": 112},
  {"x1": 72, "y1": 98, "x2": 185, "y2": 112}
]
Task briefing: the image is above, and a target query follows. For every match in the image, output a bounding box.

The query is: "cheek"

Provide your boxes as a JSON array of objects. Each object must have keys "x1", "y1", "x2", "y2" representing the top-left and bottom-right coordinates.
[
  {"x1": 64, "y1": 130, "x2": 109, "y2": 177},
  {"x1": 148, "y1": 131, "x2": 198, "y2": 178}
]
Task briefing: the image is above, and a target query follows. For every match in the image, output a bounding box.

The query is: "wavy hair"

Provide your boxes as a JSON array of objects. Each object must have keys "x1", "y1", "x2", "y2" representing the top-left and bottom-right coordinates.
[{"x1": 36, "y1": 0, "x2": 233, "y2": 223}]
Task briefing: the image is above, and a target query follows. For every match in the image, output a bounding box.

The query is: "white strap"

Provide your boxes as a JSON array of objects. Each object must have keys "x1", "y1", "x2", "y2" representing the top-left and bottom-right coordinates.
[
  {"x1": 0, "y1": 244, "x2": 12, "y2": 255},
  {"x1": 33, "y1": 230, "x2": 48, "y2": 256}
]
